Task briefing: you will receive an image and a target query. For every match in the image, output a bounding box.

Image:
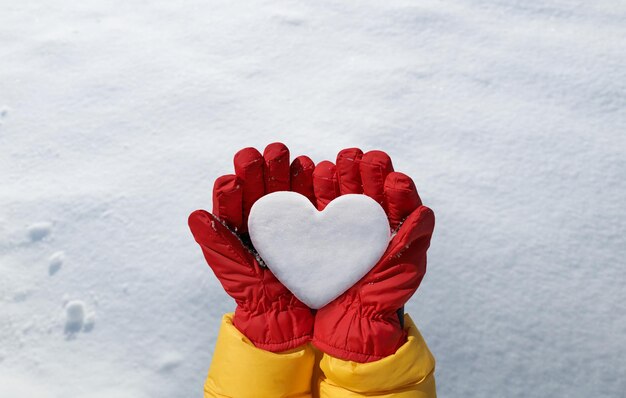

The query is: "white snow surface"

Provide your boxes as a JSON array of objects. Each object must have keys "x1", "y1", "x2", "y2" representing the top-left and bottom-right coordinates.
[
  {"x1": 1, "y1": 0, "x2": 625, "y2": 397},
  {"x1": 249, "y1": 192, "x2": 390, "y2": 309}
]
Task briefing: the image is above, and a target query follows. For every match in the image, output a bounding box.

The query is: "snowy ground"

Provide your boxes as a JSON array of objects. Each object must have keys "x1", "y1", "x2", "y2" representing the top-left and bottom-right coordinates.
[{"x1": 1, "y1": 0, "x2": 625, "y2": 397}]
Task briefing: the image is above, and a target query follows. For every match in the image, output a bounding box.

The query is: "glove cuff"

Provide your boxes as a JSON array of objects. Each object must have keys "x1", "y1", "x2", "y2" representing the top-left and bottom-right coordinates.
[
  {"x1": 234, "y1": 300, "x2": 314, "y2": 352},
  {"x1": 312, "y1": 307, "x2": 406, "y2": 363}
]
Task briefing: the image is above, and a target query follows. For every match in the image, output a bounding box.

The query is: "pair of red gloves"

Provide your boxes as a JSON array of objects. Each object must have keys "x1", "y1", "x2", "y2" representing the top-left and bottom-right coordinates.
[{"x1": 189, "y1": 143, "x2": 435, "y2": 363}]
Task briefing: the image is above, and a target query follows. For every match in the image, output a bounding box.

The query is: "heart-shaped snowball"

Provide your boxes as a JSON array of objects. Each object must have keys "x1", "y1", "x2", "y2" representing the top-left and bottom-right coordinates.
[{"x1": 248, "y1": 192, "x2": 390, "y2": 309}]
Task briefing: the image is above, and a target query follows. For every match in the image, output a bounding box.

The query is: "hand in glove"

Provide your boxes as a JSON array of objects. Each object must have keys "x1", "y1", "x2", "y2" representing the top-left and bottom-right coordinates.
[
  {"x1": 188, "y1": 143, "x2": 316, "y2": 352},
  {"x1": 311, "y1": 148, "x2": 435, "y2": 363}
]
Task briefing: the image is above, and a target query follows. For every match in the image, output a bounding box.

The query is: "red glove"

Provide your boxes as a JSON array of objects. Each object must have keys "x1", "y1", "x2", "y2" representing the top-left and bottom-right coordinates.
[
  {"x1": 188, "y1": 143, "x2": 315, "y2": 352},
  {"x1": 312, "y1": 148, "x2": 435, "y2": 363}
]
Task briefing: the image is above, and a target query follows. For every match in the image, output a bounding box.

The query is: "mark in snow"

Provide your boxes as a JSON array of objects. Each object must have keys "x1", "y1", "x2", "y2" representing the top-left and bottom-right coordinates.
[
  {"x1": 27, "y1": 222, "x2": 52, "y2": 242},
  {"x1": 48, "y1": 251, "x2": 64, "y2": 275},
  {"x1": 157, "y1": 351, "x2": 183, "y2": 372},
  {"x1": 64, "y1": 300, "x2": 96, "y2": 336},
  {"x1": 83, "y1": 312, "x2": 96, "y2": 333},
  {"x1": 64, "y1": 300, "x2": 85, "y2": 335}
]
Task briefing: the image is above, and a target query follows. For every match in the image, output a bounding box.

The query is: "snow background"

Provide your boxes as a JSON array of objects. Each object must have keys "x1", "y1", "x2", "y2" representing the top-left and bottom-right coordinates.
[{"x1": 1, "y1": 0, "x2": 624, "y2": 396}]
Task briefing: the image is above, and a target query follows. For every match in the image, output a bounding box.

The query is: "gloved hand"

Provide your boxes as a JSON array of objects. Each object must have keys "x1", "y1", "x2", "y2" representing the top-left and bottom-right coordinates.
[
  {"x1": 311, "y1": 148, "x2": 435, "y2": 363},
  {"x1": 188, "y1": 143, "x2": 315, "y2": 352}
]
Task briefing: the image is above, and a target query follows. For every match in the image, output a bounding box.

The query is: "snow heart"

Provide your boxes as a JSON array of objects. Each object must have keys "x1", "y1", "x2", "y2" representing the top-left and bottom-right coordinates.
[{"x1": 248, "y1": 191, "x2": 390, "y2": 309}]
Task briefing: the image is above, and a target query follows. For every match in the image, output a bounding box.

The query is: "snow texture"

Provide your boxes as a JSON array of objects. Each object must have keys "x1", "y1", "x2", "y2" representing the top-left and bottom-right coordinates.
[
  {"x1": 249, "y1": 192, "x2": 390, "y2": 309},
  {"x1": 1, "y1": 1, "x2": 625, "y2": 397}
]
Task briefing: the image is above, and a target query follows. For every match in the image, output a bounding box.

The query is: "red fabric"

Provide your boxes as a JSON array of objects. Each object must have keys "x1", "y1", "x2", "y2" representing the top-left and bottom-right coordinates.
[
  {"x1": 313, "y1": 205, "x2": 435, "y2": 362},
  {"x1": 263, "y1": 142, "x2": 290, "y2": 193},
  {"x1": 312, "y1": 160, "x2": 339, "y2": 210},
  {"x1": 384, "y1": 172, "x2": 422, "y2": 230},
  {"x1": 189, "y1": 143, "x2": 314, "y2": 352},
  {"x1": 336, "y1": 147, "x2": 363, "y2": 194},
  {"x1": 290, "y1": 155, "x2": 316, "y2": 205},
  {"x1": 191, "y1": 143, "x2": 434, "y2": 361},
  {"x1": 233, "y1": 147, "x2": 264, "y2": 233},
  {"x1": 360, "y1": 150, "x2": 394, "y2": 210},
  {"x1": 212, "y1": 174, "x2": 243, "y2": 231},
  {"x1": 311, "y1": 149, "x2": 435, "y2": 363}
]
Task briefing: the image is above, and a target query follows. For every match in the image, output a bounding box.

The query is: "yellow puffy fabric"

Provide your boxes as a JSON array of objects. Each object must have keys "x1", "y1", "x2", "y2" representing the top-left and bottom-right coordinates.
[
  {"x1": 317, "y1": 315, "x2": 436, "y2": 397},
  {"x1": 205, "y1": 313, "x2": 436, "y2": 398},
  {"x1": 205, "y1": 313, "x2": 315, "y2": 398}
]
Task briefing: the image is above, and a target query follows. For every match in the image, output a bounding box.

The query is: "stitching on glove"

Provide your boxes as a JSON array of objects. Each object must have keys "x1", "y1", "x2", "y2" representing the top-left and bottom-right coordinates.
[
  {"x1": 253, "y1": 332, "x2": 312, "y2": 348},
  {"x1": 314, "y1": 338, "x2": 386, "y2": 361}
]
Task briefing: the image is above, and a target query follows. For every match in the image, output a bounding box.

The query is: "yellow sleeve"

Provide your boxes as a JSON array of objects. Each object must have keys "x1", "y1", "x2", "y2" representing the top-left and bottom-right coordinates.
[
  {"x1": 316, "y1": 314, "x2": 436, "y2": 398},
  {"x1": 205, "y1": 313, "x2": 315, "y2": 398}
]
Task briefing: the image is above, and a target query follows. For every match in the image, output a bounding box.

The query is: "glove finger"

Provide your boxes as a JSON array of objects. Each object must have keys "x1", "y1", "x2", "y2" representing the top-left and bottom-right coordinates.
[
  {"x1": 366, "y1": 205, "x2": 434, "y2": 281},
  {"x1": 361, "y1": 262, "x2": 423, "y2": 311},
  {"x1": 234, "y1": 147, "x2": 265, "y2": 233},
  {"x1": 384, "y1": 172, "x2": 422, "y2": 230},
  {"x1": 263, "y1": 142, "x2": 290, "y2": 193},
  {"x1": 336, "y1": 147, "x2": 363, "y2": 194},
  {"x1": 290, "y1": 155, "x2": 316, "y2": 205},
  {"x1": 188, "y1": 210, "x2": 260, "y2": 301},
  {"x1": 360, "y1": 150, "x2": 394, "y2": 210},
  {"x1": 313, "y1": 160, "x2": 340, "y2": 210},
  {"x1": 387, "y1": 205, "x2": 435, "y2": 258},
  {"x1": 212, "y1": 174, "x2": 243, "y2": 232}
]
